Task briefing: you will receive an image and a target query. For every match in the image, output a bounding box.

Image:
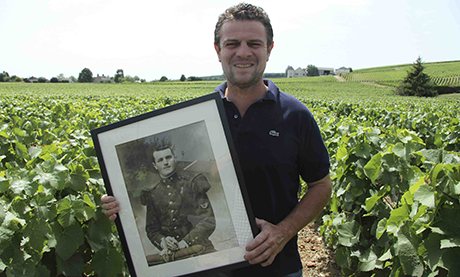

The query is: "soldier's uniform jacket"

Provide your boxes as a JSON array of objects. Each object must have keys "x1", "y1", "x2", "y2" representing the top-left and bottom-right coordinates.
[{"x1": 141, "y1": 171, "x2": 216, "y2": 251}]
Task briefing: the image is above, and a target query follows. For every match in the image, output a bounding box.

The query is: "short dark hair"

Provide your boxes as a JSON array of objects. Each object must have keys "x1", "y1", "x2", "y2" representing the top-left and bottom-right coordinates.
[
  {"x1": 150, "y1": 137, "x2": 174, "y2": 162},
  {"x1": 214, "y1": 3, "x2": 273, "y2": 46}
]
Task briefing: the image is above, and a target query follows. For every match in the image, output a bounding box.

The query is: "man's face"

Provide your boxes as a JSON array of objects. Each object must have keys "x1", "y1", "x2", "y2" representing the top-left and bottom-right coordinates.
[
  {"x1": 152, "y1": 148, "x2": 176, "y2": 178},
  {"x1": 214, "y1": 20, "x2": 273, "y2": 89}
]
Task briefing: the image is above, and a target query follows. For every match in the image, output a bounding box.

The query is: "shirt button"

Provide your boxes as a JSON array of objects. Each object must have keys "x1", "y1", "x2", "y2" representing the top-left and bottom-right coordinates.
[{"x1": 233, "y1": 114, "x2": 239, "y2": 119}]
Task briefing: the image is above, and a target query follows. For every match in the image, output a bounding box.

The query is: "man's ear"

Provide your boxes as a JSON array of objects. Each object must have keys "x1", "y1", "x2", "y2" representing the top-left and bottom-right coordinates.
[
  {"x1": 214, "y1": 43, "x2": 221, "y2": 61},
  {"x1": 152, "y1": 162, "x2": 158, "y2": 171},
  {"x1": 267, "y1": 41, "x2": 274, "y2": 61}
]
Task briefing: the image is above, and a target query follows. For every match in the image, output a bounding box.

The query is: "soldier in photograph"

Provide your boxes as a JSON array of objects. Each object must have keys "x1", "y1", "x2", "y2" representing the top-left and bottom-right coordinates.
[{"x1": 141, "y1": 138, "x2": 216, "y2": 262}]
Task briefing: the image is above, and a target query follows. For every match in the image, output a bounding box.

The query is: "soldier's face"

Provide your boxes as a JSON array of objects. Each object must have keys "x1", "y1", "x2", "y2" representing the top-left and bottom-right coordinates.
[{"x1": 152, "y1": 148, "x2": 176, "y2": 178}]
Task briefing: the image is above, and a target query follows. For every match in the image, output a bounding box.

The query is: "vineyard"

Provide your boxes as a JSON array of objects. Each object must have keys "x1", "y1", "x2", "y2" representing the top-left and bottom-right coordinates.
[{"x1": 1, "y1": 73, "x2": 460, "y2": 276}]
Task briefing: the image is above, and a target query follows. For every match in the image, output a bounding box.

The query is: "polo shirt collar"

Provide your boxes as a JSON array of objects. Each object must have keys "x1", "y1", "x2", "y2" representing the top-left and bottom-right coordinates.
[{"x1": 215, "y1": 79, "x2": 277, "y2": 103}]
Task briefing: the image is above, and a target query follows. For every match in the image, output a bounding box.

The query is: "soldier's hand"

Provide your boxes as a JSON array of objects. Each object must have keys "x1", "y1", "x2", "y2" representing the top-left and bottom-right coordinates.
[
  {"x1": 101, "y1": 194, "x2": 120, "y2": 221},
  {"x1": 161, "y1": 236, "x2": 179, "y2": 251},
  {"x1": 177, "y1": 240, "x2": 189, "y2": 249}
]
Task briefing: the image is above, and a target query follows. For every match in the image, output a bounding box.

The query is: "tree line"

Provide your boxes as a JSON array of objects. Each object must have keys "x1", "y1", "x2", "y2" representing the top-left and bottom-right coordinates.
[{"x1": 0, "y1": 68, "x2": 211, "y2": 84}]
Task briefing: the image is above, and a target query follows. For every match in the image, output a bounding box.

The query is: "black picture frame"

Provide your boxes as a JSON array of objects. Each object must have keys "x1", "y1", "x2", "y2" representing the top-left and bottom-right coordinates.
[{"x1": 91, "y1": 93, "x2": 257, "y2": 277}]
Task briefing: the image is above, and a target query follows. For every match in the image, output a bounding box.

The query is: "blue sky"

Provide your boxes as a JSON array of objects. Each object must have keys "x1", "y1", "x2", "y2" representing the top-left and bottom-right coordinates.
[{"x1": 1, "y1": 0, "x2": 459, "y2": 80}]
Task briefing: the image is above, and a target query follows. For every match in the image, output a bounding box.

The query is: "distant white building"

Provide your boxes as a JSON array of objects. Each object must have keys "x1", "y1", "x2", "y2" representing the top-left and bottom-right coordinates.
[
  {"x1": 286, "y1": 65, "x2": 336, "y2": 77},
  {"x1": 286, "y1": 66, "x2": 308, "y2": 77},
  {"x1": 93, "y1": 74, "x2": 113, "y2": 83},
  {"x1": 317, "y1": 67, "x2": 335, "y2": 76},
  {"x1": 286, "y1": 65, "x2": 352, "y2": 77},
  {"x1": 336, "y1": 67, "x2": 352, "y2": 75}
]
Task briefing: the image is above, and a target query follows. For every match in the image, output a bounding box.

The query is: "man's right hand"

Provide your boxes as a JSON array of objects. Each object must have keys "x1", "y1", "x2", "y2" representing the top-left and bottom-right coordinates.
[{"x1": 101, "y1": 194, "x2": 120, "y2": 221}]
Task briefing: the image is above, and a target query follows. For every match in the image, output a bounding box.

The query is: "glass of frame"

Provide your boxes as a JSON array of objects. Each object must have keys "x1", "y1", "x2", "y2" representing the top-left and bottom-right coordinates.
[{"x1": 91, "y1": 93, "x2": 257, "y2": 277}]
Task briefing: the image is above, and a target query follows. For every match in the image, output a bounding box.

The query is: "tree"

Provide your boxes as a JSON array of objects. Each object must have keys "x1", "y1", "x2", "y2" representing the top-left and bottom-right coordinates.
[
  {"x1": 78, "y1": 68, "x2": 93, "y2": 83},
  {"x1": 397, "y1": 56, "x2": 437, "y2": 97},
  {"x1": 57, "y1": 73, "x2": 68, "y2": 82},
  {"x1": 38, "y1": 77, "x2": 48, "y2": 83},
  {"x1": 114, "y1": 69, "x2": 124, "y2": 83},
  {"x1": 10, "y1": 75, "x2": 22, "y2": 82},
  {"x1": 307, "y1": 65, "x2": 319, "y2": 76},
  {"x1": 159, "y1": 76, "x2": 168, "y2": 82},
  {"x1": 187, "y1": 76, "x2": 202, "y2": 81},
  {"x1": 0, "y1": 71, "x2": 10, "y2": 82},
  {"x1": 180, "y1": 74, "x2": 186, "y2": 82},
  {"x1": 50, "y1": 77, "x2": 59, "y2": 83}
]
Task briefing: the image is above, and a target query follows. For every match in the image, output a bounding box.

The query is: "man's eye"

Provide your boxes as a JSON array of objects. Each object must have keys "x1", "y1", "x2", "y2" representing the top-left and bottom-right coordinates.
[
  {"x1": 224, "y1": 42, "x2": 238, "y2": 48},
  {"x1": 249, "y1": 42, "x2": 262, "y2": 48}
]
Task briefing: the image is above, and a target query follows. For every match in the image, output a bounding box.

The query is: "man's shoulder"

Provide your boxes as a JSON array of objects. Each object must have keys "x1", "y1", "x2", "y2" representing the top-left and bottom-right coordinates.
[
  {"x1": 177, "y1": 171, "x2": 211, "y2": 193},
  {"x1": 176, "y1": 170, "x2": 203, "y2": 180}
]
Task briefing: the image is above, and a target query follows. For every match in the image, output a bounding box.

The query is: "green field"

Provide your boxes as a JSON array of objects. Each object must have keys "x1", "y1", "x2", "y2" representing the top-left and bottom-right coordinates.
[
  {"x1": 1, "y1": 65, "x2": 460, "y2": 276},
  {"x1": 342, "y1": 60, "x2": 460, "y2": 88}
]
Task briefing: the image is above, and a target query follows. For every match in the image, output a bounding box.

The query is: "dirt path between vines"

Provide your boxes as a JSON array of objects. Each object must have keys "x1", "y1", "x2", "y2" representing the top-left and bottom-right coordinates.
[{"x1": 298, "y1": 223, "x2": 341, "y2": 276}]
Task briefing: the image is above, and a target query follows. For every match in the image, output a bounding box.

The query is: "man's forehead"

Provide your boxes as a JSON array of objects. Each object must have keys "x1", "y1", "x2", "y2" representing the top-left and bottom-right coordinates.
[
  {"x1": 153, "y1": 148, "x2": 173, "y2": 157},
  {"x1": 220, "y1": 20, "x2": 266, "y2": 40}
]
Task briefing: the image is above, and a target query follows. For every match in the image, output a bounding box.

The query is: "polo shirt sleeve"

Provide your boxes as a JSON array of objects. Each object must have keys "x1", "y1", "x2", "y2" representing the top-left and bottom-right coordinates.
[{"x1": 298, "y1": 111, "x2": 330, "y2": 183}]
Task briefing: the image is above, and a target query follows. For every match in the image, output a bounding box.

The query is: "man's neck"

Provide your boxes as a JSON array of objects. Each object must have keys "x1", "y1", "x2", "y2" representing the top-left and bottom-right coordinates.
[{"x1": 225, "y1": 81, "x2": 268, "y2": 117}]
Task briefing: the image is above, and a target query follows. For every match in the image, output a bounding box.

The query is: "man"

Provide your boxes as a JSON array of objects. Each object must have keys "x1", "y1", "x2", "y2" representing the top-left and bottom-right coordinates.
[
  {"x1": 103, "y1": 3, "x2": 331, "y2": 276},
  {"x1": 129, "y1": 139, "x2": 216, "y2": 262}
]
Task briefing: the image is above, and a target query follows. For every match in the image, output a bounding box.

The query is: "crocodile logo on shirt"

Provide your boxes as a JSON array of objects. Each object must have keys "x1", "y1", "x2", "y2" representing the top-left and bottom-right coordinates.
[{"x1": 269, "y1": 130, "x2": 280, "y2": 137}]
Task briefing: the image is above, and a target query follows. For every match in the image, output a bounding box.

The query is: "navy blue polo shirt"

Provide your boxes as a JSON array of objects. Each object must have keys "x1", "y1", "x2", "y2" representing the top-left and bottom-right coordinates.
[{"x1": 215, "y1": 79, "x2": 330, "y2": 276}]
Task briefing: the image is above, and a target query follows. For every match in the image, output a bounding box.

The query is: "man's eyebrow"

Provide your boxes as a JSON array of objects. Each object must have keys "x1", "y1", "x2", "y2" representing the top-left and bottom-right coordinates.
[
  {"x1": 247, "y1": 39, "x2": 264, "y2": 43},
  {"x1": 223, "y1": 39, "x2": 240, "y2": 43}
]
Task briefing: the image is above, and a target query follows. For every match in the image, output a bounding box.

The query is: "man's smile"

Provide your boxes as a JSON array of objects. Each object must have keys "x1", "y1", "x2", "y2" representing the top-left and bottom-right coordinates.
[{"x1": 234, "y1": 63, "x2": 254, "y2": 68}]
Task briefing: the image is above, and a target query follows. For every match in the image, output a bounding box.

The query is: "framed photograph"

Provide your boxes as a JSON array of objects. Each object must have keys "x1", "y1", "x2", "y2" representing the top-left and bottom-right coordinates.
[{"x1": 91, "y1": 93, "x2": 257, "y2": 277}]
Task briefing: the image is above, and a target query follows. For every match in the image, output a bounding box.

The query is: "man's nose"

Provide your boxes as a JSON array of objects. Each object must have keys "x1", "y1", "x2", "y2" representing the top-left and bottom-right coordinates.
[{"x1": 236, "y1": 43, "x2": 252, "y2": 58}]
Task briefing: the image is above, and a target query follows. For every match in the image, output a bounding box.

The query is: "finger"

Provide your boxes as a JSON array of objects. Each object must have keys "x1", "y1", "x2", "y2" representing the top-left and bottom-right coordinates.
[
  {"x1": 260, "y1": 254, "x2": 276, "y2": 267},
  {"x1": 108, "y1": 213, "x2": 117, "y2": 221},
  {"x1": 103, "y1": 207, "x2": 120, "y2": 215},
  {"x1": 255, "y1": 217, "x2": 266, "y2": 227},
  {"x1": 244, "y1": 236, "x2": 271, "y2": 262},
  {"x1": 101, "y1": 194, "x2": 115, "y2": 203},
  {"x1": 101, "y1": 200, "x2": 119, "y2": 210},
  {"x1": 246, "y1": 246, "x2": 272, "y2": 265},
  {"x1": 246, "y1": 230, "x2": 268, "y2": 251}
]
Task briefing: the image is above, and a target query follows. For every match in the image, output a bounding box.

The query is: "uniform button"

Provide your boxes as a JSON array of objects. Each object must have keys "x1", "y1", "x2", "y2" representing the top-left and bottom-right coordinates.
[
  {"x1": 174, "y1": 226, "x2": 177, "y2": 230},
  {"x1": 167, "y1": 185, "x2": 170, "y2": 188},
  {"x1": 170, "y1": 210, "x2": 174, "y2": 213},
  {"x1": 176, "y1": 235, "x2": 180, "y2": 239},
  {"x1": 233, "y1": 114, "x2": 239, "y2": 119},
  {"x1": 172, "y1": 218, "x2": 176, "y2": 222},
  {"x1": 169, "y1": 201, "x2": 173, "y2": 205},
  {"x1": 168, "y1": 192, "x2": 172, "y2": 196}
]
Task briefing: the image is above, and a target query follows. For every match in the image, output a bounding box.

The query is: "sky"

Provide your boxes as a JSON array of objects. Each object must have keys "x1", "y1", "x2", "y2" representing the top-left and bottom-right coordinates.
[{"x1": 1, "y1": 0, "x2": 459, "y2": 81}]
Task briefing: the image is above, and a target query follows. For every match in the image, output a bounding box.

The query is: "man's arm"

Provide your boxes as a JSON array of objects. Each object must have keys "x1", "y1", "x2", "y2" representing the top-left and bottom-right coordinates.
[
  {"x1": 182, "y1": 174, "x2": 216, "y2": 245},
  {"x1": 244, "y1": 175, "x2": 332, "y2": 266}
]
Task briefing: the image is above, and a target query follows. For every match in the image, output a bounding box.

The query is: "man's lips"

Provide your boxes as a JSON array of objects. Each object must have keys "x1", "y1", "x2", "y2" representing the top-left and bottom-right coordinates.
[{"x1": 233, "y1": 61, "x2": 254, "y2": 68}]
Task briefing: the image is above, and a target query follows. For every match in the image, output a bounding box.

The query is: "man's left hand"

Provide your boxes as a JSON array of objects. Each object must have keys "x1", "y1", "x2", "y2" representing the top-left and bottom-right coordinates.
[{"x1": 244, "y1": 218, "x2": 289, "y2": 267}]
